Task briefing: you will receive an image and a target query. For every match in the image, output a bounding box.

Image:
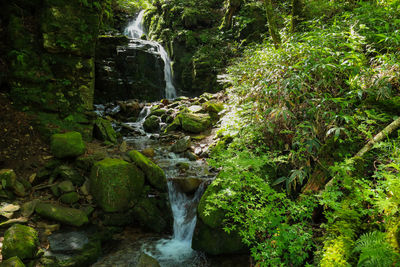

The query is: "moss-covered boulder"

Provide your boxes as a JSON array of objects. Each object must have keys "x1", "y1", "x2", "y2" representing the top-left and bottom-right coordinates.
[
  {"x1": 90, "y1": 158, "x2": 145, "y2": 212},
  {"x1": 2, "y1": 224, "x2": 39, "y2": 260},
  {"x1": 56, "y1": 165, "x2": 85, "y2": 186},
  {"x1": 164, "y1": 115, "x2": 182, "y2": 133},
  {"x1": 192, "y1": 219, "x2": 246, "y2": 255},
  {"x1": 0, "y1": 256, "x2": 25, "y2": 267},
  {"x1": 50, "y1": 132, "x2": 85, "y2": 159},
  {"x1": 197, "y1": 183, "x2": 225, "y2": 228},
  {"x1": 127, "y1": 150, "x2": 167, "y2": 192},
  {"x1": 132, "y1": 198, "x2": 171, "y2": 233},
  {"x1": 59, "y1": 192, "x2": 80, "y2": 204},
  {"x1": 143, "y1": 115, "x2": 160, "y2": 133},
  {"x1": 203, "y1": 101, "x2": 224, "y2": 114},
  {"x1": 0, "y1": 169, "x2": 16, "y2": 189},
  {"x1": 181, "y1": 113, "x2": 211, "y2": 133},
  {"x1": 93, "y1": 117, "x2": 118, "y2": 144},
  {"x1": 35, "y1": 202, "x2": 88, "y2": 227}
]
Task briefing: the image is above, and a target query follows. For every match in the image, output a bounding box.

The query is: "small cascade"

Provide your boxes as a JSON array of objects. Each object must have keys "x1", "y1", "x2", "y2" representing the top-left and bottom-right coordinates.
[{"x1": 125, "y1": 11, "x2": 177, "y2": 99}]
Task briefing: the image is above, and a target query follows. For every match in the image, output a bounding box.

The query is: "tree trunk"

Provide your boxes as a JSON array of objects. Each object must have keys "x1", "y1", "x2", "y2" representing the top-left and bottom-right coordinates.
[
  {"x1": 220, "y1": 0, "x2": 242, "y2": 30},
  {"x1": 264, "y1": 0, "x2": 281, "y2": 48}
]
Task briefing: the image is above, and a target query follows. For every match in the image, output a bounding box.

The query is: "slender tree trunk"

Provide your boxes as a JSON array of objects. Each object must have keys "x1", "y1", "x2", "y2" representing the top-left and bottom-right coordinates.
[
  {"x1": 264, "y1": 0, "x2": 281, "y2": 48},
  {"x1": 220, "y1": 0, "x2": 241, "y2": 30},
  {"x1": 290, "y1": 0, "x2": 303, "y2": 33}
]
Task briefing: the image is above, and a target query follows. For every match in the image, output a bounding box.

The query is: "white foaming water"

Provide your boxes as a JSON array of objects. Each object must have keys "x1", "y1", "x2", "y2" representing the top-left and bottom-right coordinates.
[
  {"x1": 143, "y1": 182, "x2": 205, "y2": 266},
  {"x1": 124, "y1": 10, "x2": 177, "y2": 99}
]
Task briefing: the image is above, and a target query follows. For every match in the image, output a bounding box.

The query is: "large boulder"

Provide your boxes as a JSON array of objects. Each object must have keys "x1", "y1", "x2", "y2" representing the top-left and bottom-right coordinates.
[
  {"x1": 50, "y1": 132, "x2": 85, "y2": 159},
  {"x1": 137, "y1": 253, "x2": 160, "y2": 267},
  {"x1": 143, "y1": 115, "x2": 160, "y2": 133},
  {"x1": 132, "y1": 197, "x2": 172, "y2": 233},
  {"x1": 35, "y1": 202, "x2": 88, "y2": 227},
  {"x1": 2, "y1": 224, "x2": 39, "y2": 260},
  {"x1": 192, "y1": 183, "x2": 247, "y2": 255},
  {"x1": 127, "y1": 150, "x2": 167, "y2": 192},
  {"x1": 180, "y1": 113, "x2": 211, "y2": 133},
  {"x1": 90, "y1": 158, "x2": 145, "y2": 212}
]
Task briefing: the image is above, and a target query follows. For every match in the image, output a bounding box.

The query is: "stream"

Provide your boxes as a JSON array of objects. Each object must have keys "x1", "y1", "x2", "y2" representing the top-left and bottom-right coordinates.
[{"x1": 93, "y1": 11, "x2": 213, "y2": 266}]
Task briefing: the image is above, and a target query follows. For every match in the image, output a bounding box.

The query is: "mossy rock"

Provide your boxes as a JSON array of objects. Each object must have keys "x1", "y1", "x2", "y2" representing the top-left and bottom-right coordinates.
[
  {"x1": 132, "y1": 198, "x2": 170, "y2": 233},
  {"x1": 0, "y1": 169, "x2": 16, "y2": 189},
  {"x1": 2, "y1": 224, "x2": 39, "y2": 260},
  {"x1": 58, "y1": 180, "x2": 74, "y2": 193},
  {"x1": 164, "y1": 115, "x2": 182, "y2": 133},
  {"x1": 203, "y1": 101, "x2": 224, "y2": 114},
  {"x1": 56, "y1": 165, "x2": 85, "y2": 186},
  {"x1": 137, "y1": 253, "x2": 160, "y2": 267},
  {"x1": 35, "y1": 202, "x2": 88, "y2": 227},
  {"x1": 180, "y1": 113, "x2": 211, "y2": 133},
  {"x1": 93, "y1": 118, "x2": 118, "y2": 144},
  {"x1": 0, "y1": 256, "x2": 25, "y2": 267},
  {"x1": 101, "y1": 212, "x2": 134, "y2": 227},
  {"x1": 150, "y1": 109, "x2": 166, "y2": 117},
  {"x1": 50, "y1": 132, "x2": 85, "y2": 159},
  {"x1": 143, "y1": 115, "x2": 160, "y2": 133},
  {"x1": 90, "y1": 158, "x2": 145, "y2": 212},
  {"x1": 197, "y1": 183, "x2": 225, "y2": 228},
  {"x1": 59, "y1": 192, "x2": 80, "y2": 204},
  {"x1": 192, "y1": 219, "x2": 247, "y2": 255},
  {"x1": 127, "y1": 150, "x2": 167, "y2": 192}
]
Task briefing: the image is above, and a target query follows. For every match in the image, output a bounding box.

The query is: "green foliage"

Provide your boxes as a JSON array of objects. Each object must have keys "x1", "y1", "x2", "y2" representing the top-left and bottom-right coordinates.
[{"x1": 353, "y1": 231, "x2": 397, "y2": 267}]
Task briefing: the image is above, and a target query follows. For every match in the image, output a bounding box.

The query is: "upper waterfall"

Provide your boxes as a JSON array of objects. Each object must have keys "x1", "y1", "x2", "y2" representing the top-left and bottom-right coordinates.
[{"x1": 124, "y1": 11, "x2": 177, "y2": 100}]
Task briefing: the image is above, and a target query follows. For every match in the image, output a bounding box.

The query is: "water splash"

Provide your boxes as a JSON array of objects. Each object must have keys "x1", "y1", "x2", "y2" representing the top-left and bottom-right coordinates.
[{"x1": 124, "y1": 11, "x2": 177, "y2": 100}]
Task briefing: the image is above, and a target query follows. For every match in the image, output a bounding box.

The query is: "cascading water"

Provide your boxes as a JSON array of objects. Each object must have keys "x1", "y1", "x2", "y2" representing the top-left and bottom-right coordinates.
[{"x1": 125, "y1": 11, "x2": 177, "y2": 99}]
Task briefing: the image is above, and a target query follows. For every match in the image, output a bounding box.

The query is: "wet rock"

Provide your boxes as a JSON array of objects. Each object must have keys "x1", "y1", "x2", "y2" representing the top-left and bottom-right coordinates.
[
  {"x1": 56, "y1": 165, "x2": 85, "y2": 186},
  {"x1": 128, "y1": 150, "x2": 167, "y2": 192},
  {"x1": 171, "y1": 136, "x2": 191, "y2": 153},
  {"x1": 35, "y1": 202, "x2": 88, "y2": 227},
  {"x1": 50, "y1": 132, "x2": 85, "y2": 159},
  {"x1": 48, "y1": 231, "x2": 89, "y2": 253},
  {"x1": 90, "y1": 158, "x2": 145, "y2": 212},
  {"x1": 174, "y1": 178, "x2": 203, "y2": 194},
  {"x1": 132, "y1": 198, "x2": 171, "y2": 233},
  {"x1": 57, "y1": 181, "x2": 74, "y2": 194},
  {"x1": 180, "y1": 113, "x2": 211, "y2": 133},
  {"x1": 143, "y1": 115, "x2": 160, "y2": 132},
  {"x1": 164, "y1": 116, "x2": 182, "y2": 133},
  {"x1": 117, "y1": 100, "x2": 141, "y2": 119},
  {"x1": 137, "y1": 252, "x2": 160, "y2": 267},
  {"x1": 93, "y1": 117, "x2": 118, "y2": 144},
  {"x1": 0, "y1": 256, "x2": 25, "y2": 267},
  {"x1": 188, "y1": 105, "x2": 203, "y2": 113},
  {"x1": 176, "y1": 162, "x2": 190, "y2": 171},
  {"x1": 142, "y1": 148, "x2": 155, "y2": 158},
  {"x1": 150, "y1": 109, "x2": 166, "y2": 117},
  {"x1": 60, "y1": 192, "x2": 80, "y2": 204},
  {"x1": 0, "y1": 203, "x2": 20, "y2": 219},
  {"x1": 2, "y1": 224, "x2": 39, "y2": 260},
  {"x1": 192, "y1": 219, "x2": 246, "y2": 256},
  {"x1": 203, "y1": 101, "x2": 224, "y2": 114},
  {"x1": 184, "y1": 151, "x2": 197, "y2": 161}
]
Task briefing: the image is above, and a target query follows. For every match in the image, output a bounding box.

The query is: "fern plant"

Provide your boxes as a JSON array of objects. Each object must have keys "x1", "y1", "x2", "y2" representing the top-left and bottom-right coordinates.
[{"x1": 353, "y1": 231, "x2": 397, "y2": 267}]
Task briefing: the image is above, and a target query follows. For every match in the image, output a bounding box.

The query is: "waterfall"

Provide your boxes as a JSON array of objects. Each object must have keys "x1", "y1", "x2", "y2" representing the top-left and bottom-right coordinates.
[{"x1": 125, "y1": 11, "x2": 177, "y2": 100}]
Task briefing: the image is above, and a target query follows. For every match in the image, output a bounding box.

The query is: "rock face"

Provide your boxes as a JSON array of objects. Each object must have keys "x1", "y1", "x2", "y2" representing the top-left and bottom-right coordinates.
[
  {"x1": 3, "y1": 0, "x2": 106, "y2": 137},
  {"x1": 132, "y1": 198, "x2": 172, "y2": 233},
  {"x1": 95, "y1": 37, "x2": 165, "y2": 103},
  {"x1": 192, "y1": 183, "x2": 247, "y2": 255},
  {"x1": 93, "y1": 118, "x2": 118, "y2": 144},
  {"x1": 128, "y1": 150, "x2": 167, "y2": 192},
  {"x1": 50, "y1": 132, "x2": 86, "y2": 159},
  {"x1": 35, "y1": 202, "x2": 89, "y2": 227},
  {"x1": 2, "y1": 224, "x2": 39, "y2": 261},
  {"x1": 90, "y1": 158, "x2": 145, "y2": 212}
]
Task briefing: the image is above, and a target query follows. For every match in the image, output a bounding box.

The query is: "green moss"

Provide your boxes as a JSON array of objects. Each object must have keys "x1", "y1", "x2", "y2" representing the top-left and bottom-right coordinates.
[
  {"x1": 132, "y1": 198, "x2": 171, "y2": 233},
  {"x1": 90, "y1": 158, "x2": 145, "y2": 212},
  {"x1": 164, "y1": 115, "x2": 182, "y2": 133},
  {"x1": 0, "y1": 169, "x2": 17, "y2": 189},
  {"x1": 50, "y1": 131, "x2": 86, "y2": 159},
  {"x1": 93, "y1": 118, "x2": 118, "y2": 144},
  {"x1": 59, "y1": 192, "x2": 80, "y2": 204},
  {"x1": 143, "y1": 115, "x2": 160, "y2": 133},
  {"x1": 197, "y1": 183, "x2": 225, "y2": 228},
  {"x1": 180, "y1": 112, "x2": 212, "y2": 133},
  {"x1": 192, "y1": 219, "x2": 246, "y2": 255},
  {"x1": 2, "y1": 224, "x2": 39, "y2": 260},
  {"x1": 35, "y1": 202, "x2": 88, "y2": 227},
  {"x1": 0, "y1": 256, "x2": 25, "y2": 267},
  {"x1": 127, "y1": 150, "x2": 167, "y2": 192}
]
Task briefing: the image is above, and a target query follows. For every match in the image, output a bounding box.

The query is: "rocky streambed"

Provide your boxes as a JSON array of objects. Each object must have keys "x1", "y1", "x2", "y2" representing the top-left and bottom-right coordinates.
[{"x1": 0, "y1": 92, "x2": 249, "y2": 266}]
